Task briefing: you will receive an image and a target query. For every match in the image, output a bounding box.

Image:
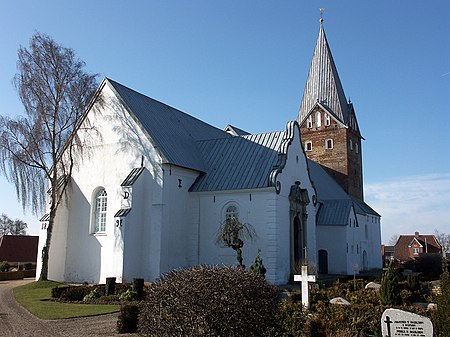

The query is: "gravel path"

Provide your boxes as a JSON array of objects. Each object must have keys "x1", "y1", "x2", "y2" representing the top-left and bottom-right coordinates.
[{"x1": 0, "y1": 279, "x2": 138, "y2": 337}]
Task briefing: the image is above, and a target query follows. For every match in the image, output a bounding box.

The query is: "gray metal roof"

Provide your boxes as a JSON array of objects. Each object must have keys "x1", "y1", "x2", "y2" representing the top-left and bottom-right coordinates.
[
  {"x1": 224, "y1": 124, "x2": 250, "y2": 136},
  {"x1": 308, "y1": 159, "x2": 349, "y2": 200},
  {"x1": 352, "y1": 197, "x2": 381, "y2": 217},
  {"x1": 190, "y1": 131, "x2": 285, "y2": 192},
  {"x1": 106, "y1": 78, "x2": 230, "y2": 172},
  {"x1": 298, "y1": 24, "x2": 350, "y2": 125},
  {"x1": 308, "y1": 159, "x2": 380, "y2": 222},
  {"x1": 317, "y1": 199, "x2": 353, "y2": 226}
]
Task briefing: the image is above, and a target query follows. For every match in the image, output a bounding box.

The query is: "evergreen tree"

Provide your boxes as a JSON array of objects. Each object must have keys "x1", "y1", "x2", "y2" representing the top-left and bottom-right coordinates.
[
  {"x1": 380, "y1": 261, "x2": 401, "y2": 306},
  {"x1": 434, "y1": 255, "x2": 450, "y2": 337}
]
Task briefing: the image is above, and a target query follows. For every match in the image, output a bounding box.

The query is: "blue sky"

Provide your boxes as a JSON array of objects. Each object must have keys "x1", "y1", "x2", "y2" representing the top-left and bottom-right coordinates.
[{"x1": 0, "y1": 1, "x2": 449, "y2": 243}]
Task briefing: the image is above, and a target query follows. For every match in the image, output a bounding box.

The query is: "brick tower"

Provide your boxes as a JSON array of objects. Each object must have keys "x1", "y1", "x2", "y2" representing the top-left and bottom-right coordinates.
[{"x1": 298, "y1": 20, "x2": 363, "y2": 200}]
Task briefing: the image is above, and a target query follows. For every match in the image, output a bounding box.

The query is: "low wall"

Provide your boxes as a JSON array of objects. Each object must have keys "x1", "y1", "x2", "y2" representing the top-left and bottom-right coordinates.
[{"x1": 0, "y1": 270, "x2": 36, "y2": 281}]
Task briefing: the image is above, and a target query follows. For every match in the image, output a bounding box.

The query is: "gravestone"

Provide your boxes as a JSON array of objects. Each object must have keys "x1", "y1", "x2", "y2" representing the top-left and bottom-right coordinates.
[
  {"x1": 381, "y1": 308, "x2": 433, "y2": 337},
  {"x1": 293, "y1": 265, "x2": 316, "y2": 308},
  {"x1": 365, "y1": 281, "x2": 381, "y2": 290},
  {"x1": 330, "y1": 297, "x2": 350, "y2": 305}
]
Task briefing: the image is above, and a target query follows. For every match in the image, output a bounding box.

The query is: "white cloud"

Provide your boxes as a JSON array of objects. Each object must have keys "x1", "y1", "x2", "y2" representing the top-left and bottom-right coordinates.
[{"x1": 365, "y1": 173, "x2": 450, "y2": 244}]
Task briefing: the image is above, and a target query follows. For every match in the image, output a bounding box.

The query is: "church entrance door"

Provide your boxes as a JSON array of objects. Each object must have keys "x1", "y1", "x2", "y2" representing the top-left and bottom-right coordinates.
[
  {"x1": 318, "y1": 249, "x2": 328, "y2": 274},
  {"x1": 289, "y1": 181, "x2": 310, "y2": 276}
]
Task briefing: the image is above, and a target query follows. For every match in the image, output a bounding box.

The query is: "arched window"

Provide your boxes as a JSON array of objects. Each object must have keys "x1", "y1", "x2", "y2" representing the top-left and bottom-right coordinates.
[
  {"x1": 325, "y1": 138, "x2": 333, "y2": 149},
  {"x1": 324, "y1": 114, "x2": 331, "y2": 126},
  {"x1": 225, "y1": 204, "x2": 239, "y2": 221},
  {"x1": 93, "y1": 188, "x2": 107, "y2": 233},
  {"x1": 306, "y1": 116, "x2": 312, "y2": 129},
  {"x1": 315, "y1": 111, "x2": 322, "y2": 128}
]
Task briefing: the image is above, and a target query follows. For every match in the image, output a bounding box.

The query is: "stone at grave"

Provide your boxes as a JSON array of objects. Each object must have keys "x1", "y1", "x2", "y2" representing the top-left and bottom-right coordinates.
[
  {"x1": 427, "y1": 303, "x2": 437, "y2": 311},
  {"x1": 365, "y1": 282, "x2": 381, "y2": 290},
  {"x1": 329, "y1": 297, "x2": 350, "y2": 305},
  {"x1": 381, "y1": 308, "x2": 433, "y2": 337},
  {"x1": 293, "y1": 265, "x2": 316, "y2": 309}
]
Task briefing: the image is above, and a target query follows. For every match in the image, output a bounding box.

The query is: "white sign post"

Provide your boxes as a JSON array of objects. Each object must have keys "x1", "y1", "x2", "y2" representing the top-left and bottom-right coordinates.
[{"x1": 294, "y1": 265, "x2": 316, "y2": 309}]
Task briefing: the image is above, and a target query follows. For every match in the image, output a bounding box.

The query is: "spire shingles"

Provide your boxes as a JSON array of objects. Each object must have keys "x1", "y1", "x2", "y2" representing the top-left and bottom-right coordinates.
[{"x1": 298, "y1": 24, "x2": 349, "y2": 125}]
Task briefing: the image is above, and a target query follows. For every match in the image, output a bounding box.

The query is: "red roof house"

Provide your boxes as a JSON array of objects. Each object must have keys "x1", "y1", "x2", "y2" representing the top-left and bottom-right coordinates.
[
  {"x1": 393, "y1": 231, "x2": 442, "y2": 262},
  {"x1": 0, "y1": 235, "x2": 39, "y2": 263}
]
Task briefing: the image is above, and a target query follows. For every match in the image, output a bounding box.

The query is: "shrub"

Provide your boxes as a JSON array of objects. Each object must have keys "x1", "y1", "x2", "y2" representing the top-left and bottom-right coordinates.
[
  {"x1": 117, "y1": 304, "x2": 140, "y2": 334},
  {"x1": 51, "y1": 285, "x2": 103, "y2": 301},
  {"x1": 404, "y1": 254, "x2": 443, "y2": 279},
  {"x1": 278, "y1": 301, "x2": 307, "y2": 336},
  {"x1": 138, "y1": 265, "x2": 279, "y2": 337},
  {"x1": 83, "y1": 288, "x2": 101, "y2": 302},
  {"x1": 98, "y1": 294, "x2": 120, "y2": 302},
  {"x1": 119, "y1": 289, "x2": 138, "y2": 301},
  {"x1": 380, "y1": 261, "x2": 400, "y2": 306},
  {"x1": 0, "y1": 261, "x2": 10, "y2": 272},
  {"x1": 433, "y1": 261, "x2": 450, "y2": 337},
  {"x1": 250, "y1": 249, "x2": 267, "y2": 277}
]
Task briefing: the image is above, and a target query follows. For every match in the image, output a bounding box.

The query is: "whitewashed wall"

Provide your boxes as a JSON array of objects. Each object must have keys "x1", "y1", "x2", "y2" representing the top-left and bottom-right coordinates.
[
  {"x1": 316, "y1": 224, "x2": 348, "y2": 275},
  {"x1": 37, "y1": 83, "x2": 165, "y2": 283}
]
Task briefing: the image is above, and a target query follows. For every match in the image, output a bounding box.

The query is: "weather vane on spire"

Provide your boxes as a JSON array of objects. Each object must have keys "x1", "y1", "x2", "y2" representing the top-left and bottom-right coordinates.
[{"x1": 320, "y1": 8, "x2": 325, "y2": 23}]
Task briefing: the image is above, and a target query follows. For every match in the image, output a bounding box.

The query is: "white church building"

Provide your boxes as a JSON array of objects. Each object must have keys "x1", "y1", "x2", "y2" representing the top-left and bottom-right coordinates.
[{"x1": 37, "y1": 22, "x2": 382, "y2": 285}]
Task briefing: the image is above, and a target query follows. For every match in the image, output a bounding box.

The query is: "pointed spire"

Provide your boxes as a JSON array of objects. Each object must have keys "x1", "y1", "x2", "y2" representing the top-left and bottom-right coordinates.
[{"x1": 298, "y1": 21, "x2": 349, "y2": 125}]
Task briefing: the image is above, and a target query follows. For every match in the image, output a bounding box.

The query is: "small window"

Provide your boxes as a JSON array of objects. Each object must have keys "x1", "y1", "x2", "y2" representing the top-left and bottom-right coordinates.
[
  {"x1": 305, "y1": 141, "x2": 312, "y2": 152},
  {"x1": 413, "y1": 247, "x2": 419, "y2": 255},
  {"x1": 225, "y1": 204, "x2": 239, "y2": 221},
  {"x1": 315, "y1": 111, "x2": 322, "y2": 128},
  {"x1": 355, "y1": 143, "x2": 359, "y2": 154},
  {"x1": 349, "y1": 139, "x2": 353, "y2": 150},
  {"x1": 306, "y1": 116, "x2": 312, "y2": 129},
  {"x1": 325, "y1": 114, "x2": 331, "y2": 126},
  {"x1": 325, "y1": 139, "x2": 333, "y2": 149},
  {"x1": 93, "y1": 188, "x2": 107, "y2": 233}
]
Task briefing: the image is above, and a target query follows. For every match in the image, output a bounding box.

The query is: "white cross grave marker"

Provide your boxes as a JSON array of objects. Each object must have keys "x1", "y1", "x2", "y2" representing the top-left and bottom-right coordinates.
[{"x1": 294, "y1": 265, "x2": 316, "y2": 308}]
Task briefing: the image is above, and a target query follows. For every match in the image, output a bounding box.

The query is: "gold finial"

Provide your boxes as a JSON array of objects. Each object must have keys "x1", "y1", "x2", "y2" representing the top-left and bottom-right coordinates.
[{"x1": 320, "y1": 8, "x2": 325, "y2": 23}]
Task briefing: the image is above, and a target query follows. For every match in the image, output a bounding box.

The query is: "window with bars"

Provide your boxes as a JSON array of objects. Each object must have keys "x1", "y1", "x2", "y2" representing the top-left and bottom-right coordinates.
[
  {"x1": 93, "y1": 188, "x2": 107, "y2": 233},
  {"x1": 225, "y1": 204, "x2": 239, "y2": 221}
]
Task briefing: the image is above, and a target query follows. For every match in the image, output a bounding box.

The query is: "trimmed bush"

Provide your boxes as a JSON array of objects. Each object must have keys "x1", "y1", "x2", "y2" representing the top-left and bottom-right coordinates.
[
  {"x1": 117, "y1": 304, "x2": 140, "y2": 334},
  {"x1": 138, "y1": 265, "x2": 279, "y2": 337},
  {"x1": 51, "y1": 285, "x2": 93, "y2": 301}
]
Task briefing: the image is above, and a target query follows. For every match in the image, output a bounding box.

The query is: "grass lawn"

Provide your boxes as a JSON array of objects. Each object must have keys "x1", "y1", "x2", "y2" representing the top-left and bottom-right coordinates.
[{"x1": 13, "y1": 280, "x2": 120, "y2": 320}]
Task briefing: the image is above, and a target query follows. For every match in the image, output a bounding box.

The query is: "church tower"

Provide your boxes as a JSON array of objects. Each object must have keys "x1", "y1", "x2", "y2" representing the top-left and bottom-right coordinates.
[{"x1": 298, "y1": 19, "x2": 364, "y2": 200}]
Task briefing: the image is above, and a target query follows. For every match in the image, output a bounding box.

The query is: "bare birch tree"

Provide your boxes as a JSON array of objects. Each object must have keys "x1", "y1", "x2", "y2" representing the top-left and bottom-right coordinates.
[
  {"x1": 0, "y1": 33, "x2": 98, "y2": 280},
  {"x1": 216, "y1": 217, "x2": 256, "y2": 268}
]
